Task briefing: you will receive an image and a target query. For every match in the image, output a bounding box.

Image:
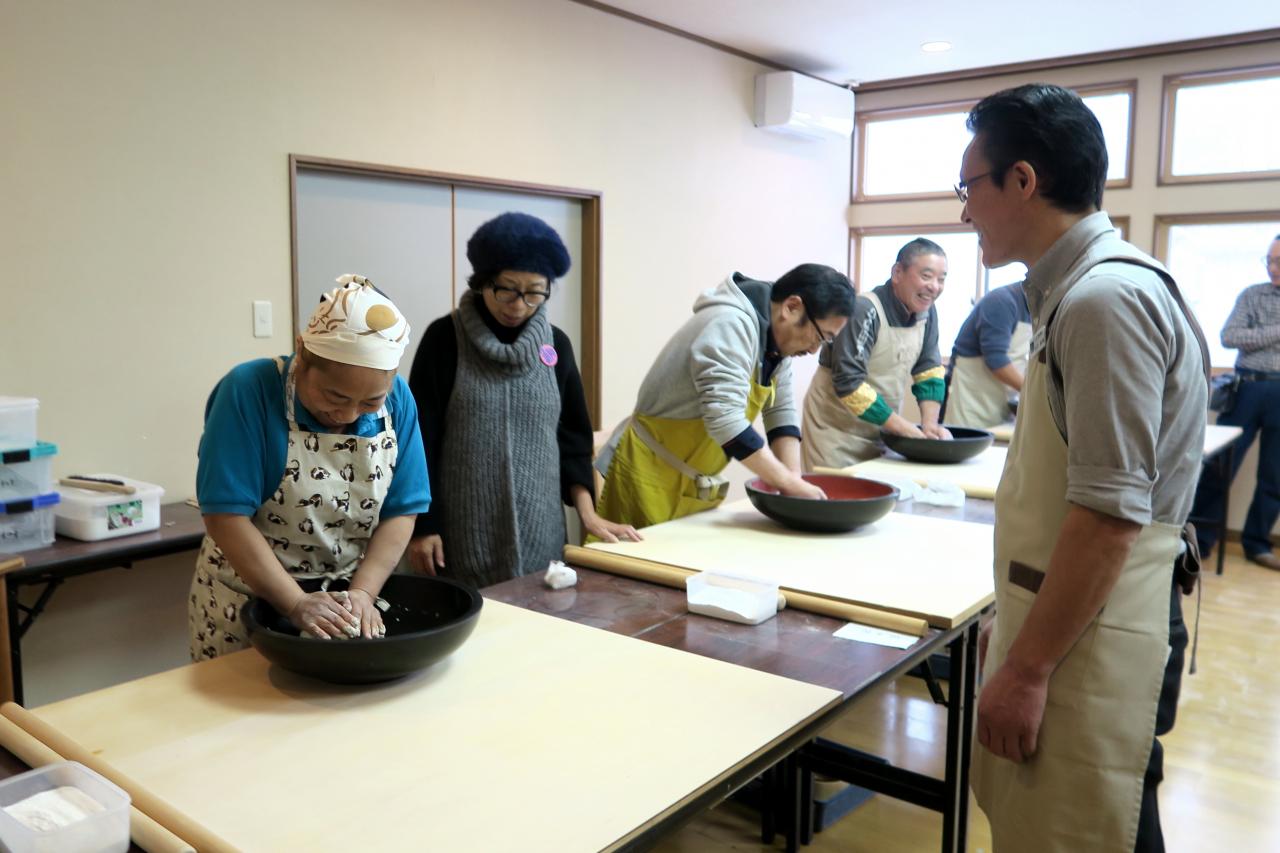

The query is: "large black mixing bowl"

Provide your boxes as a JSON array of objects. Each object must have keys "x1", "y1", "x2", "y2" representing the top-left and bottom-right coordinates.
[
  {"x1": 746, "y1": 474, "x2": 898, "y2": 533},
  {"x1": 880, "y1": 425, "x2": 994, "y2": 464},
  {"x1": 242, "y1": 574, "x2": 483, "y2": 684}
]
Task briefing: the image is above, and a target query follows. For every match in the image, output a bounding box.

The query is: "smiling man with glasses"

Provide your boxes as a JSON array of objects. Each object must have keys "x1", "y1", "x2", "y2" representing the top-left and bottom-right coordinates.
[
  {"x1": 960, "y1": 84, "x2": 1211, "y2": 853},
  {"x1": 1190, "y1": 233, "x2": 1280, "y2": 573},
  {"x1": 595, "y1": 263, "x2": 855, "y2": 531},
  {"x1": 801, "y1": 237, "x2": 951, "y2": 470}
]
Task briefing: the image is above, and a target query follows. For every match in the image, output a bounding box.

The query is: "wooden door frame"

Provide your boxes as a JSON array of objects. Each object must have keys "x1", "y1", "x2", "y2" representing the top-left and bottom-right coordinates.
[{"x1": 289, "y1": 154, "x2": 604, "y2": 426}]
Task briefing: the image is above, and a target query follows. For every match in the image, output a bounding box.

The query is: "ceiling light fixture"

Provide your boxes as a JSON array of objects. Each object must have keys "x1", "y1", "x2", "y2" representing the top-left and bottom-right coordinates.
[{"x1": 920, "y1": 41, "x2": 952, "y2": 53}]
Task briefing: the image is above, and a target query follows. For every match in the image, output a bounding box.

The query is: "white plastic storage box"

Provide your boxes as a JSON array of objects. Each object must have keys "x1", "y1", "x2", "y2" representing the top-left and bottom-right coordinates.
[
  {"x1": 0, "y1": 443, "x2": 58, "y2": 502},
  {"x1": 54, "y1": 475, "x2": 165, "y2": 542},
  {"x1": 0, "y1": 760, "x2": 130, "y2": 853},
  {"x1": 0, "y1": 398, "x2": 38, "y2": 451},
  {"x1": 0, "y1": 493, "x2": 59, "y2": 553}
]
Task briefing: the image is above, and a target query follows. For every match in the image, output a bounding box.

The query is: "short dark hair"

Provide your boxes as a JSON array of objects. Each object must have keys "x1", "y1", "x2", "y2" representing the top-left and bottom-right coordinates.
[
  {"x1": 772, "y1": 263, "x2": 856, "y2": 319},
  {"x1": 895, "y1": 238, "x2": 946, "y2": 270},
  {"x1": 967, "y1": 83, "x2": 1107, "y2": 213}
]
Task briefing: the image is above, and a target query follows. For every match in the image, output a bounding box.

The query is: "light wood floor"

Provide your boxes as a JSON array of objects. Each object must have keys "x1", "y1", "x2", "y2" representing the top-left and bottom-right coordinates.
[{"x1": 655, "y1": 546, "x2": 1280, "y2": 853}]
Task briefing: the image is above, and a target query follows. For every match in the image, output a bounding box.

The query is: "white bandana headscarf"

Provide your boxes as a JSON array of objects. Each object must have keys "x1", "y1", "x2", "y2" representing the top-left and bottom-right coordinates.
[{"x1": 300, "y1": 275, "x2": 410, "y2": 370}]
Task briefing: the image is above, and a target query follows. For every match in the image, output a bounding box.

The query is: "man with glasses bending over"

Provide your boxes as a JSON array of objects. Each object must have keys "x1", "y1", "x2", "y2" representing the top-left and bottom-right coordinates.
[
  {"x1": 1190, "y1": 234, "x2": 1280, "y2": 571},
  {"x1": 595, "y1": 264, "x2": 855, "y2": 530},
  {"x1": 801, "y1": 238, "x2": 950, "y2": 469}
]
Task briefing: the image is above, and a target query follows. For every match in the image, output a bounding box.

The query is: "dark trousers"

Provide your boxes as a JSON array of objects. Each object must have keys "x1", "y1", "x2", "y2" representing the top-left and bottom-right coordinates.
[
  {"x1": 1191, "y1": 376, "x2": 1280, "y2": 557},
  {"x1": 1134, "y1": 577, "x2": 1188, "y2": 853}
]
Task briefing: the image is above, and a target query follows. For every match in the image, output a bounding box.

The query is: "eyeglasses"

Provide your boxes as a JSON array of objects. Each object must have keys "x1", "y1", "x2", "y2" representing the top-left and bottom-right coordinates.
[
  {"x1": 954, "y1": 170, "x2": 995, "y2": 204},
  {"x1": 489, "y1": 282, "x2": 550, "y2": 307},
  {"x1": 1265, "y1": 256, "x2": 1280, "y2": 269},
  {"x1": 801, "y1": 300, "x2": 837, "y2": 347}
]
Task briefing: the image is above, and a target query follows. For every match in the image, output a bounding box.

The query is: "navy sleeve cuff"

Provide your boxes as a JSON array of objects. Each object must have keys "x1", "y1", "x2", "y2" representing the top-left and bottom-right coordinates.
[
  {"x1": 766, "y1": 425, "x2": 801, "y2": 444},
  {"x1": 722, "y1": 426, "x2": 765, "y2": 460}
]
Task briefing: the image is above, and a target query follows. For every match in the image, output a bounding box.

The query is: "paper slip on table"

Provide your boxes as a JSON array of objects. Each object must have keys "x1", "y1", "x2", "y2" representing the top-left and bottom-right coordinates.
[
  {"x1": 818, "y1": 445, "x2": 1009, "y2": 501},
  {"x1": 5, "y1": 600, "x2": 840, "y2": 852},
  {"x1": 582, "y1": 500, "x2": 995, "y2": 630}
]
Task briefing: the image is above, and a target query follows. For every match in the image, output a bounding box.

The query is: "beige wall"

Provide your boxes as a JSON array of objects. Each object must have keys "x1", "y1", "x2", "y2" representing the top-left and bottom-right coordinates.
[
  {"x1": 849, "y1": 39, "x2": 1280, "y2": 536},
  {"x1": 2, "y1": 0, "x2": 852, "y2": 499},
  {"x1": 1, "y1": 0, "x2": 851, "y2": 702}
]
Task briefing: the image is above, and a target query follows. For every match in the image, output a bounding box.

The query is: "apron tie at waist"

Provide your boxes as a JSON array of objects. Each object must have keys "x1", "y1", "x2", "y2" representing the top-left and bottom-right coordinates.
[{"x1": 628, "y1": 417, "x2": 729, "y2": 502}]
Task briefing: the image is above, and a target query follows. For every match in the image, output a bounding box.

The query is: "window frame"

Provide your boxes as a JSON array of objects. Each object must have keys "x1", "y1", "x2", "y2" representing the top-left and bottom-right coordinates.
[
  {"x1": 852, "y1": 80, "x2": 1137, "y2": 203},
  {"x1": 1158, "y1": 63, "x2": 1280, "y2": 186},
  {"x1": 1153, "y1": 210, "x2": 1280, "y2": 369}
]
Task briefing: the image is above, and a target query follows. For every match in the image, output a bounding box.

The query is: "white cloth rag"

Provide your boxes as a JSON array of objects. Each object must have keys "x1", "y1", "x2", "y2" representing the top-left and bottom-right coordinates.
[
  {"x1": 544, "y1": 560, "x2": 578, "y2": 589},
  {"x1": 866, "y1": 475, "x2": 965, "y2": 507}
]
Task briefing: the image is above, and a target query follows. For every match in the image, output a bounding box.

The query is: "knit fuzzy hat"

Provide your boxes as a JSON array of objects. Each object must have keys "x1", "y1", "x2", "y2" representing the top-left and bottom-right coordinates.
[{"x1": 465, "y1": 212, "x2": 571, "y2": 288}]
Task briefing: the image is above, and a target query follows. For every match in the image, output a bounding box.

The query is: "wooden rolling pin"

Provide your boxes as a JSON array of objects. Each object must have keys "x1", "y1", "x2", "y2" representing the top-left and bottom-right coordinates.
[
  {"x1": 0, "y1": 715, "x2": 195, "y2": 853},
  {"x1": 1, "y1": 703, "x2": 237, "y2": 853},
  {"x1": 60, "y1": 476, "x2": 137, "y2": 495},
  {"x1": 563, "y1": 545, "x2": 928, "y2": 637}
]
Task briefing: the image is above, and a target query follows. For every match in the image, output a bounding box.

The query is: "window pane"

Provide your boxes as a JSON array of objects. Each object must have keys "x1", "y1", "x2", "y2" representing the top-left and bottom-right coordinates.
[
  {"x1": 862, "y1": 112, "x2": 972, "y2": 196},
  {"x1": 985, "y1": 262, "x2": 1027, "y2": 291},
  {"x1": 863, "y1": 91, "x2": 1131, "y2": 196},
  {"x1": 1165, "y1": 221, "x2": 1280, "y2": 367},
  {"x1": 1172, "y1": 75, "x2": 1280, "y2": 176},
  {"x1": 858, "y1": 232, "x2": 980, "y2": 362},
  {"x1": 1082, "y1": 92, "x2": 1130, "y2": 182}
]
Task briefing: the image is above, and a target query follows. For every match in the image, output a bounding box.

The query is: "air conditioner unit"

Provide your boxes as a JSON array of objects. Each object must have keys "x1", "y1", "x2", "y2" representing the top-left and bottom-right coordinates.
[{"x1": 753, "y1": 71, "x2": 854, "y2": 140}]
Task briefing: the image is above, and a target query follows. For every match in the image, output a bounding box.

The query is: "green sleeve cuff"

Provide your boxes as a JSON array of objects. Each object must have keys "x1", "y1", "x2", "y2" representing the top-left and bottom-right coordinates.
[
  {"x1": 912, "y1": 376, "x2": 946, "y2": 403},
  {"x1": 859, "y1": 396, "x2": 892, "y2": 425}
]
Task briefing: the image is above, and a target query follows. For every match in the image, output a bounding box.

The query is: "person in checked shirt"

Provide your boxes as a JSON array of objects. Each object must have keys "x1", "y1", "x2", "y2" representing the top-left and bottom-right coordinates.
[{"x1": 1191, "y1": 234, "x2": 1280, "y2": 570}]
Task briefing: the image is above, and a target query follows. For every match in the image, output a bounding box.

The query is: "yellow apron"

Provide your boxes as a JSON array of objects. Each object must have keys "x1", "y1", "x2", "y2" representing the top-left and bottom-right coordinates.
[
  {"x1": 596, "y1": 377, "x2": 776, "y2": 529},
  {"x1": 946, "y1": 319, "x2": 1032, "y2": 429},
  {"x1": 973, "y1": 334, "x2": 1179, "y2": 852},
  {"x1": 801, "y1": 290, "x2": 926, "y2": 469}
]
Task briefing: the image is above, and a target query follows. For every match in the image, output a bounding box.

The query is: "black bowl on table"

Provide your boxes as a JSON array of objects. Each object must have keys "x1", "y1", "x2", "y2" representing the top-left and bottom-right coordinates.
[
  {"x1": 746, "y1": 474, "x2": 898, "y2": 534},
  {"x1": 242, "y1": 574, "x2": 483, "y2": 685},
  {"x1": 880, "y1": 425, "x2": 994, "y2": 464}
]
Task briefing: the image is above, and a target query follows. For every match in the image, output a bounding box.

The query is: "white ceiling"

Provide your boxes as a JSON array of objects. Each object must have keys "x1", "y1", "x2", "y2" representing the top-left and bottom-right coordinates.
[{"x1": 594, "y1": 0, "x2": 1280, "y2": 84}]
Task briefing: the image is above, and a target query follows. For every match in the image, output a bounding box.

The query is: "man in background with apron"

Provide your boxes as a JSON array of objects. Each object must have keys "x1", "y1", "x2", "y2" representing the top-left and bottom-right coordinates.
[
  {"x1": 961, "y1": 84, "x2": 1209, "y2": 853},
  {"x1": 596, "y1": 264, "x2": 855, "y2": 530},
  {"x1": 801, "y1": 238, "x2": 950, "y2": 469},
  {"x1": 945, "y1": 281, "x2": 1031, "y2": 429}
]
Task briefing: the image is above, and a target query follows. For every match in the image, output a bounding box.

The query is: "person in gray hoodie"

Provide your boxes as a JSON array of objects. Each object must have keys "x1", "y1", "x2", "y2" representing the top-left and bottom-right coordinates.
[{"x1": 595, "y1": 263, "x2": 856, "y2": 530}]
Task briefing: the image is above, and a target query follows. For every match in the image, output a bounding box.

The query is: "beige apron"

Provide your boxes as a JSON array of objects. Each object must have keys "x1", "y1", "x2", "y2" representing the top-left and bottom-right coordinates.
[
  {"x1": 802, "y1": 291, "x2": 926, "y2": 469},
  {"x1": 973, "y1": 329, "x2": 1179, "y2": 853},
  {"x1": 189, "y1": 357, "x2": 398, "y2": 661},
  {"x1": 946, "y1": 319, "x2": 1032, "y2": 429}
]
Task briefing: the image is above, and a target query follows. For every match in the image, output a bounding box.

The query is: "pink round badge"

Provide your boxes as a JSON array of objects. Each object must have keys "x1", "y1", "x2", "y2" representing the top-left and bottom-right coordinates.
[{"x1": 539, "y1": 344, "x2": 558, "y2": 367}]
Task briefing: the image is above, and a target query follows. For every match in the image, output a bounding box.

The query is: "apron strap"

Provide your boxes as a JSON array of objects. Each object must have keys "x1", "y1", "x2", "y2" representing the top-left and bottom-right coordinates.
[
  {"x1": 628, "y1": 416, "x2": 728, "y2": 502},
  {"x1": 1042, "y1": 258, "x2": 1211, "y2": 387}
]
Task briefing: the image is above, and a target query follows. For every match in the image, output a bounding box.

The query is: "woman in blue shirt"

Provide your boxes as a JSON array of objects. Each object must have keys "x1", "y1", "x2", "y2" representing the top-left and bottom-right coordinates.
[{"x1": 190, "y1": 275, "x2": 431, "y2": 660}]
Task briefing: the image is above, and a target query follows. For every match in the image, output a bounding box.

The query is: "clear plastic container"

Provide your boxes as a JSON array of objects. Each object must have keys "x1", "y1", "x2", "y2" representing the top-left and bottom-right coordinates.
[
  {"x1": 0, "y1": 493, "x2": 59, "y2": 554},
  {"x1": 0, "y1": 443, "x2": 58, "y2": 502},
  {"x1": 54, "y1": 475, "x2": 165, "y2": 542},
  {"x1": 0, "y1": 760, "x2": 130, "y2": 853},
  {"x1": 0, "y1": 398, "x2": 38, "y2": 451}
]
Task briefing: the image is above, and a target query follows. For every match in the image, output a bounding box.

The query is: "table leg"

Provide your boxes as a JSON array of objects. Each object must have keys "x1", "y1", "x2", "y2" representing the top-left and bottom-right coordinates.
[
  {"x1": 0, "y1": 578, "x2": 12, "y2": 704},
  {"x1": 1217, "y1": 446, "x2": 1233, "y2": 575},
  {"x1": 940, "y1": 624, "x2": 975, "y2": 853},
  {"x1": 784, "y1": 751, "x2": 802, "y2": 853}
]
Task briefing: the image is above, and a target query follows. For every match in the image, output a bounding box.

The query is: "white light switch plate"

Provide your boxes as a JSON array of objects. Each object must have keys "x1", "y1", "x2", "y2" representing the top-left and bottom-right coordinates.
[{"x1": 252, "y1": 300, "x2": 272, "y2": 338}]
